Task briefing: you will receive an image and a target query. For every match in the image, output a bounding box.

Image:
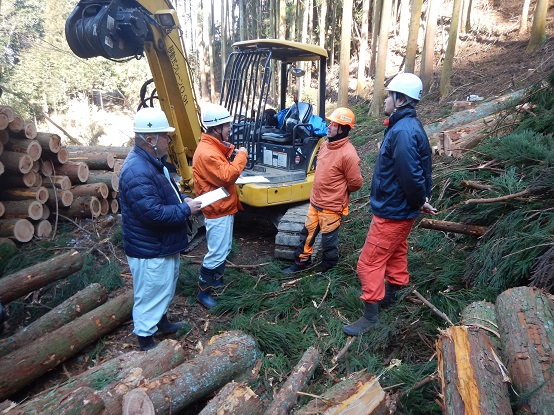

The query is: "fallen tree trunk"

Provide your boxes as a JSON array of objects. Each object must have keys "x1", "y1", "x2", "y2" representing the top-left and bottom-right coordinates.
[
  {"x1": 4, "y1": 138, "x2": 42, "y2": 161},
  {"x1": 0, "y1": 289, "x2": 133, "y2": 401},
  {"x1": 9, "y1": 339, "x2": 187, "y2": 415},
  {"x1": 71, "y1": 183, "x2": 109, "y2": 199},
  {"x1": 45, "y1": 188, "x2": 74, "y2": 208},
  {"x1": 418, "y1": 218, "x2": 488, "y2": 236},
  {"x1": 460, "y1": 301, "x2": 500, "y2": 349},
  {"x1": 0, "y1": 171, "x2": 36, "y2": 188},
  {"x1": 461, "y1": 180, "x2": 494, "y2": 191},
  {"x1": 495, "y1": 286, "x2": 554, "y2": 415},
  {"x1": 125, "y1": 330, "x2": 261, "y2": 415},
  {"x1": 0, "y1": 151, "x2": 33, "y2": 174},
  {"x1": 43, "y1": 175, "x2": 72, "y2": 190},
  {"x1": 68, "y1": 153, "x2": 115, "y2": 170},
  {"x1": 294, "y1": 370, "x2": 388, "y2": 415},
  {"x1": 0, "y1": 283, "x2": 108, "y2": 359},
  {"x1": 87, "y1": 170, "x2": 119, "y2": 192},
  {"x1": 67, "y1": 145, "x2": 131, "y2": 160},
  {"x1": 198, "y1": 381, "x2": 264, "y2": 415},
  {"x1": 425, "y1": 88, "x2": 526, "y2": 141},
  {"x1": 0, "y1": 249, "x2": 83, "y2": 304},
  {"x1": 33, "y1": 219, "x2": 52, "y2": 238},
  {"x1": 436, "y1": 325, "x2": 513, "y2": 415},
  {"x1": 264, "y1": 346, "x2": 320, "y2": 415}
]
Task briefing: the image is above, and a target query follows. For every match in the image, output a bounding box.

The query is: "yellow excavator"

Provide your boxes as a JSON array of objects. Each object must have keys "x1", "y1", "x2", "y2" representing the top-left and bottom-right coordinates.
[{"x1": 65, "y1": 0, "x2": 328, "y2": 259}]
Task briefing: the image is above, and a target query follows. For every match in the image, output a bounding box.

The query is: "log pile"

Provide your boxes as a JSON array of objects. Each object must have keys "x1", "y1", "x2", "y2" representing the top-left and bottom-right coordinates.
[
  {"x1": 437, "y1": 286, "x2": 554, "y2": 414},
  {"x1": 0, "y1": 105, "x2": 130, "y2": 242}
]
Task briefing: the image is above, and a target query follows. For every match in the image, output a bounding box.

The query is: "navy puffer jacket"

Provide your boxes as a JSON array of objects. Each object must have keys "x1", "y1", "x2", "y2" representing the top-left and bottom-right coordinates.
[
  {"x1": 370, "y1": 107, "x2": 432, "y2": 219},
  {"x1": 119, "y1": 145, "x2": 191, "y2": 258}
]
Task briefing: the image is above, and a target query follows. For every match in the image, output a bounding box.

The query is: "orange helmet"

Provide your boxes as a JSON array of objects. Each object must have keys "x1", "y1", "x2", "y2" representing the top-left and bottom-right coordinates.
[{"x1": 327, "y1": 107, "x2": 355, "y2": 129}]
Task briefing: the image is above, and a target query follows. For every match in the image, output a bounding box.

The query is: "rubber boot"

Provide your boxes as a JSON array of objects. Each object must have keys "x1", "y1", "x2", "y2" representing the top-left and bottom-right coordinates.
[
  {"x1": 158, "y1": 313, "x2": 185, "y2": 334},
  {"x1": 197, "y1": 266, "x2": 217, "y2": 308},
  {"x1": 379, "y1": 282, "x2": 402, "y2": 309},
  {"x1": 342, "y1": 302, "x2": 379, "y2": 336},
  {"x1": 213, "y1": 262, "x2": 226, "y2": 288},
  {"x1": 137, "y1": 335, "x2": 156, "y2": 351}
]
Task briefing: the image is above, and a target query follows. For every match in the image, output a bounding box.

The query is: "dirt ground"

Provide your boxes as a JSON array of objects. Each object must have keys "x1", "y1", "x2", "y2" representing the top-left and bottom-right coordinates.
[{"x1": 4, "y1": 0, "x2": 554, "y2": 410}]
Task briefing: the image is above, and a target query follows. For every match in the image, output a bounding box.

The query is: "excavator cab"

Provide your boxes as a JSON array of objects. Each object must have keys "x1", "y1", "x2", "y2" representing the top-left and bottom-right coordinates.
[{"x1": 220, "y1": 39, "x2": 329, "y2": 258}]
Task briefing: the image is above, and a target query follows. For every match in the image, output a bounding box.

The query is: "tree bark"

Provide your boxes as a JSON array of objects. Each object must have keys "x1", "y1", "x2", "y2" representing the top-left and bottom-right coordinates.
[
  {"x1": 436, "y1": 325, "x2": 513, "y2": 415},
  {"x1": 71, "y1": 183, "x2": 109, "y2": 199},
  {"x1": 439, "y1": 0, "x2": 462, "y2": 101},
  {"x1": 55, "y1": 161, "x2": 89, "y2": 183},
  {"x1": 418, "y1": 218, "x2": 487, "y2": 236},
  {"x1": 0, "y1": 171, "x2": 36, "y2": 188},
  {"x1": 369, "y1": 0, "x2": 392, "y2": 116},
  {"x1": 337, "y1": 0, "x2": 353, "y2": 107},
  {"x1": 198, "y1": 381, "x2": 264, "y2": 415},
  {"x1": 405, "y1": 0, "x2": 423, "y2": 73},
  {"x1": 519, "y1": 0, "x2": 532, "y2": 35},
  {"x1": 1, "y1": 186, "x2": 49, "y2": 203},
  {"x1": 0, "y1": 151, "x2": 33, "y2": 174},
  {"x1": 0, "y1": 218, "x2": 34, "y2": 242},
  {"x1": 264, "y1": 346, "x2": 320, "y2": 415},
  {"x1": 1, "y1": 200, "x2": 43, "y2": 220},
  {"x1": 294, "y1": 370, "x2": 388, "y2": 415},
  {"x1": 495, "y1": 286, "x2": 554, "y2": 414},
  {"x1": 460, "y1": 300, "x2": 500, "y2": 349},
  {"x1": 0, "y1": 283, "x2": 108, "y2": 359},
  {"x1": 4, "y1": 138, "x2": 42, "y2": 161},
  {"x1": 35, "y1": 132, "x2": 62, "y2": 154},
  {"x1": 127, "y1": 330, "x2": 260, "y2": 415},
  {"x1": 46, "y1": 188, "x2": 74, "y2": 207},
  {"x1": 66, "y1": 145, "x2": 131, "y2": 160},
  {"x1": 87, "y1": 171, "x2": 119, "y2": 192},
  {"x1": 0, "y1": 290, "x2": 133, "y2": 402},
  {"x1": 62, "y1": 195, "x2": 102, "y2": 218},
  {"x1": 0, "y1": 249, "x2": 83, "y2": 304},
  {"x1": 526, "y1": 0, "x2": 549, "y2": 52},
  {"x1": 11, "y1": 339, "x2": 187, "y2": 415},
  {"x1": 68, "y1": 152, "x2": 116, "y2": 170}
]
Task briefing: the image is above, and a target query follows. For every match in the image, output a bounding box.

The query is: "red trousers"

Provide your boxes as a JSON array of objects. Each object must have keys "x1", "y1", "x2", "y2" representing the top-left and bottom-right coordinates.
[{"x1": 357, "y1": 215, "x2": 416, "y2": 303}]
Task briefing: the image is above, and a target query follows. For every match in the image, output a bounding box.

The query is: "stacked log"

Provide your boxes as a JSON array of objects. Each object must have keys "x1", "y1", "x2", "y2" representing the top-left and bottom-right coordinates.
[
  {"x1": 437, "y1": 286, "x2": 554, "y2": 415},
  {"x1": 0, "y1": 105, "x2": 131, "y2": 242}
]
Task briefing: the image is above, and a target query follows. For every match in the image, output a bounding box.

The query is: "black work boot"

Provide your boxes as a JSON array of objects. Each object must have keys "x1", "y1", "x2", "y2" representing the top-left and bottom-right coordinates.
[
  {"x1": 196, "y1": 289, "x2": 217, "y2": 308},
  {"x1": 343, "y1": 302, "x2": 379, "y2": 336},
  {"x1": 137, "y1": 335, "x2": 156, "y2": 351},
  {"x1": 158, "y1": 314, "x2": 185, "y2": 334},
  {"x1": 282, "y1": 260, "x2": 309, "y2": 275},
  {"x1": 379, "y1": 282, "x2": 402, "y2": 309}
]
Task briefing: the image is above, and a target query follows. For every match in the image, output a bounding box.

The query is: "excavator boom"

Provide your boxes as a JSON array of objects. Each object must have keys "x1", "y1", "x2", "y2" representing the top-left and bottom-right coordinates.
[{"x1": 65, "y1": 0, "x2": 201, "y2": 191}]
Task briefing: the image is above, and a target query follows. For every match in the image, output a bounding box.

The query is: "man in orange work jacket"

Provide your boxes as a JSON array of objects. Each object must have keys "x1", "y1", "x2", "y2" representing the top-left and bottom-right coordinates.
[
  {"x1": 283, "y1": 107, "x2": 363, "y2": 275},
  {"x1": 193, "y1": 103, "x2": 248, "y2": 308}
]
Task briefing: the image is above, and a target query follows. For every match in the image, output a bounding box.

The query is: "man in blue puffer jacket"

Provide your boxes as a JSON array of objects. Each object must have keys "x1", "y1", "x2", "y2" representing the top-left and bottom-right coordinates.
[
  {"x1": 344, "y1": 73, "x2": 437, "y2": 336},
  {"x1": 119, "y1": 107, "x2": 201, "y2": 351}
]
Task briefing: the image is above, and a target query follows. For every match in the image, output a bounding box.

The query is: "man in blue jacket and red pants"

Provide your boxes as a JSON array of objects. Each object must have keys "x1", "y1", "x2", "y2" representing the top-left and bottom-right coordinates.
[
  {"x1": 343, "y1": 73, "x2": 437, "y2": 336},
  {"x1": 119, "y1": 107, "x2": 201, "y2": 351}
]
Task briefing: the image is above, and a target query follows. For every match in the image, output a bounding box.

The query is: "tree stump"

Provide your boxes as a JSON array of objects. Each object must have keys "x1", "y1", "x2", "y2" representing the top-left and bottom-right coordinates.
[{"x1": 495, "y1": 286, "x2": 554, "y2": 415}]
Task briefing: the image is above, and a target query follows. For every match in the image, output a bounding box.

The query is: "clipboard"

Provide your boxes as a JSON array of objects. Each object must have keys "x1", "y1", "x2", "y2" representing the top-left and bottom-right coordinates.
[{"x1": 194, "y1": 187, "x2": 230, "y2": 208}]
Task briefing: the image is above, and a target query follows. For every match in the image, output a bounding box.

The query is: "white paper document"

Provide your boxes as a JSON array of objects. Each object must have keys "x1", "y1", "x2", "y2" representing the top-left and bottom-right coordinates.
[
  {"x1": 236, "y1": 175, "x2": 270, "y2": 184},
  {"x1": 194, "y1": 187, "x2": 230, "y2": 208}
]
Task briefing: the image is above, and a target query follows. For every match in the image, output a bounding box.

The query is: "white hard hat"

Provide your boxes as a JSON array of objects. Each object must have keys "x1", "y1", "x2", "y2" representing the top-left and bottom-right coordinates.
[
  {"x1": 133, "y1": 107, "x2": 175, "y2": 133},
  {"x1": 201, "y1": 103, "x2": 233, "y2": 127},
  {"x1": 386, "y1": 73, "x2": 423, "y2": 101}
]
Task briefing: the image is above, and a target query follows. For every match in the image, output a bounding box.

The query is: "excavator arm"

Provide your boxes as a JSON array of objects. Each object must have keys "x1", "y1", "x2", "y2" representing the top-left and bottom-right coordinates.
[{"x1": 65, "y1": 0, "x2": 201, "y2": 191}]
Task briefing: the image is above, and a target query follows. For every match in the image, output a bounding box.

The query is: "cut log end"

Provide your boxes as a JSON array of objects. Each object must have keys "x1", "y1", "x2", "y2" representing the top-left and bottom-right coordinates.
[{"x1": 122, "y1": 389, "x2": 156, "y2": 415}]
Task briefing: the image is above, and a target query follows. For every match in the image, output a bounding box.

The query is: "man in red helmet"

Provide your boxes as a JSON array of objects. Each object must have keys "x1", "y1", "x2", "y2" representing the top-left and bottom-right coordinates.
[{"x1": 283, "y1": 107, "x2": 363, "y2": 275}]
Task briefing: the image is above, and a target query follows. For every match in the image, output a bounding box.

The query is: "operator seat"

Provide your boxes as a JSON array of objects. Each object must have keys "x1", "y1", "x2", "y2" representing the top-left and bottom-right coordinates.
[{"x1": 261, "y1": 102, "x2": 313, "y2": 144}]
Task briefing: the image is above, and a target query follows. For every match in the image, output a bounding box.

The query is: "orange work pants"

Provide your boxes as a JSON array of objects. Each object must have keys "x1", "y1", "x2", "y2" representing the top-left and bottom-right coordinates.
[
  {"x1": 357, "y1": 215, "x2": 416, "y2": 303},
  {"x1": 296, "y1": 204, "x2": 345, "y2": 269}
]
